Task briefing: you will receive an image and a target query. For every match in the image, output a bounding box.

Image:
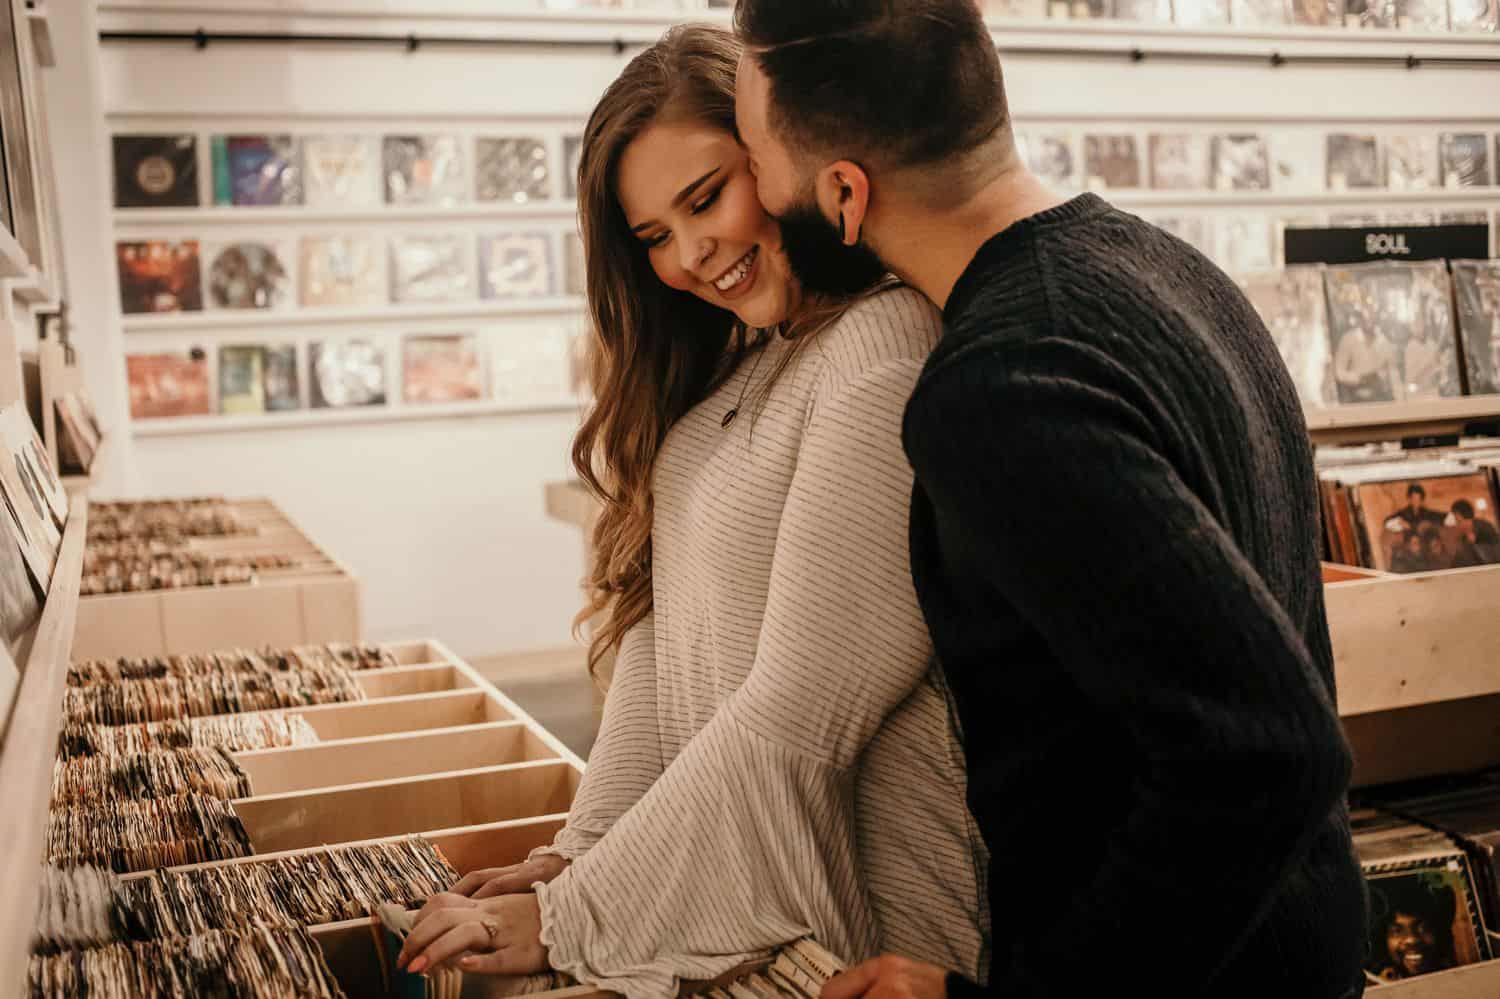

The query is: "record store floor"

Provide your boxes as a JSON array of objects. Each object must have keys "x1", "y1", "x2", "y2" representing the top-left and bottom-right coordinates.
[{"x1": 473, "y1": 647, "x2": 599, "y2": 760}]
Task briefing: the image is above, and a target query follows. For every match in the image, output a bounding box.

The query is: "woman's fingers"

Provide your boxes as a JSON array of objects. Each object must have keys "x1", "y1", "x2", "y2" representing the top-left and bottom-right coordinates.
[
  {"x1": 399, "y1": 907, "x2": 487, "y2": 969},
  {"x1": 471, "y1": 873, "x2": 530, "y2": 899},
  {"x1": 412, "y1": 893, "x2": 476, "y2": 928},
  {"x1": 450, "y1": 866, "x2": 517, "y2": 897},
  {"x1": 406, "y1": 922, "x2": 495, "y2": 975}
]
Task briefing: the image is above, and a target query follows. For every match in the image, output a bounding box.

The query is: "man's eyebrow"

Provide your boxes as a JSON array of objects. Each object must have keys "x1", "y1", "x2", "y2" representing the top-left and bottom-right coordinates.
[{"x1": 629, "y1": 168, "x2": 721, "y2": 234}]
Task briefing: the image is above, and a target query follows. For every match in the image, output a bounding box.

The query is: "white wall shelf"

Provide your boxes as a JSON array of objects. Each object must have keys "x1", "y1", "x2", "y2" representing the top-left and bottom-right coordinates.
[
  {"x1": 121, "y1": 296, "x2": 585, "y2": 331},
  {"x1": 1106, "y1": 187, "x2": 1500, "y2": 208},
  {"x1": 0, "y1": 225, "x2": 31, "y2": 280},
  {"x1": 129, "y1": 395, "x2": 580, "y2": 437},
  {"x1": 1305, "y1": 397, "x2": 1500, "y2": 447},
  {"x1": 113, "y1": 203, "x2": 579, "y2": 227},
  {"x1": 9, "y1": 267, "x2": 56, "y2": 306}
]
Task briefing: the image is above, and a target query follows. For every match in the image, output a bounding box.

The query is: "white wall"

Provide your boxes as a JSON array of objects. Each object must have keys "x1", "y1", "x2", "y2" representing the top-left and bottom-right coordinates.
[{"x1": 43, "y1": 2, "x2": 1500, "y2": 657}]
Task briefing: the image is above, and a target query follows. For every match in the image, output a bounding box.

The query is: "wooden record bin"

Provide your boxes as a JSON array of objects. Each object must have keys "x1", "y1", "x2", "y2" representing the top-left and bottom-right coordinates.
[
  {"x1": 70, "y1": 496, "x2": 361, "y2": 660},
  {"x1": 1325, "y1": 562, "x2": 1500, "y2": 998}
]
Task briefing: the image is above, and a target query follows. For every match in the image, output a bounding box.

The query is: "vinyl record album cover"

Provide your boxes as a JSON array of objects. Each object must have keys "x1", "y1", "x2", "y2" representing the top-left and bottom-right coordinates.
[
  {"x1": 302, "y1": 134, "x2": 381, "y2": 208},
  {"x1": 1232, "y1": 0, "x2": 1290, "y2": 23},
  {"x1": 391, "y1": 234, "x2": 471, "y2": 303},
  {"x1": 1449, "y1": 0, "x2": 1499, "y2": 29},
  {"x1": 1211, "y1": 134, "x2": 1271, "y2": 191},
  {"x1": 562, "y1": 134, "x2": 583, "y2": 199},
  {"x1": 1066, "y1": 0, "x2": 1108, "y2": 17},
  {"x1": 206, "y1": 241, "x2": 290, "y2": 310},
  {"x1": 1113, "y1": 0, "x2": 1172, "y2": 19},
  {"x1": 126, "y1": 350, "x2": 212, "y2": 419},
  {"x1": 1356, "y1": 472, "x2": 1500, "y2": 572},
  {"x1": 263, "y1": 344, "x2": 301, "y2": 412},
  {"x1": 1213, "y1": 213, "x2": 1275, "y2": 272},
  {"x1": 383, "y1": 134, "x2": 467, "y2": 206},
  {"x1": 1452, "y1": 260, "x2": 1500, "y2": 395},
  {"x1": 491, "y1": 326, "x2": 573, "y2": 404},
  {"x1": 1326, "y1": 134, "x2": 1382, "y2": 190},
  {"x1": 1344, "y1": 0, "x2": 1396, "y2": 27},
  {"x1": 1147, "y1": 134, "x2": 1211, "y2": 190},
  {"x1": 980, "y1": 0, "x2": 1049, "y2": 14},
  {"x1": 116, "y1": 240, "x2": 203, "y2": 314},
  {"x1": 1326, "y1": 260, "x2": 1462, "y2": 405},
  {"x1": 1234, "y1": 266, "x2": 1333, "y2": 408},
  {"x1": 1291, "y1": 0, "x2": 1342, "y2": 22},
  {"x1": 1383, "y1": 209, "x2": 1437, "y2": 226},
  {"x1": 211, "y1": 134, "x2": 302, "y2": 207},
  {"x1": 0, "y1": 498, "x2": 39, "y2": 642},
  {"x1": 1016, "y1": 131, "x2": 1078, "y2": 188},
  {"x1": 298, "y1": 235, "x2": 386, "y2": 308},
  {"x1": 4, "y1": 406, "x2": 66, "y2": 530},
  {"x1": 218, "y1": 346, "x2": 266, "y2": 415},
  {"x1": 112, "y1": 134, "x2": 198, "y2": 209},
  {"x1": 1439, "y1": 210, "x2": 1490, "y2": 226},
  {"x1": 1151, "y1": 215, "x2": 1216, "y2": 259},
  {"x1": 1385, "y1": 135, "x2": 1440, "y2": 191},
  {"x1": 403, "y1": 333, "x2": 483, "y2": 404},
  {"x1": 479, "y1": 231, "x2": 554, "y2": 299},
  {"x1": 1397, "y1": 0, "x2": 1449, "y2": 28},
  {"x1": 475, "y1": 137, "x2": 553, "y2": 203},
  {"x1": 1440, "y1": 133, "x2": 1491, "y2": 188},
  {"x1": 55, "y1": 395, "x2": 99, "y2": 475},
  {"x1": 309, "y1": 340, "x2": 386, "y2": 409},
  {"x1": 1082, "y1": 134, "x2": 1141, "y2": 190},
  {"x1": 563, "y1": 231, "x2": 586, "y2": 297},
  {"x1": 1173, "y1": 0, "x2": 1232, "y2": 22},
  {"x1": 1270, "y1": 132, "x2": 1326, "y2": 193},
  {"x1": 0, "y1": 425, "x2": 53, "y2": 594}
]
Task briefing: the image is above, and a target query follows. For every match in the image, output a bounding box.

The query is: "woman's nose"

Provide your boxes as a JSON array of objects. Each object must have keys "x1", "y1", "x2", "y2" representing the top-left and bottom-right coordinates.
[{"x1": 681, "y1": 233, "x2": 713, "y2": 276}]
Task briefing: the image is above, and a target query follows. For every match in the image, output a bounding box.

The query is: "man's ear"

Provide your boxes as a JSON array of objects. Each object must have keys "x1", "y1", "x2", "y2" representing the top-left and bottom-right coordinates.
[{"x1": 816, "y1": 159, "x2": 871, "y2": 247}]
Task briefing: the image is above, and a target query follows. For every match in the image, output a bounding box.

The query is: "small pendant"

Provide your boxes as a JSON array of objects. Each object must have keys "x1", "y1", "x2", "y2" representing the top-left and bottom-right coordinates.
[{"x1": 721, "y1": 409, "x2": 738, "y2": 429}]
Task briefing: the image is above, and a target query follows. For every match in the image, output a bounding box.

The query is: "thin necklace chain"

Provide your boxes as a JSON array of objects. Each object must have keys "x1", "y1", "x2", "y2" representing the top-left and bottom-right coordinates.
[{"x1": 721, "y1": 333, "x2": 774, "y2": 430}]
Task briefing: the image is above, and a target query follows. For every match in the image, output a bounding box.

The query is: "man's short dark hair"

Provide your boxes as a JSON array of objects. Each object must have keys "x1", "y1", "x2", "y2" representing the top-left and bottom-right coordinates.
[
  {"x1": 1408, "y1": 483, "x2": 1427, "y2": 498},
  {"x1": 1453, "y1": 499, "x2": 1476, "y2": 519},
  {"x1": 735, "y1": 0, "x2": 1008, "y2": 169}
]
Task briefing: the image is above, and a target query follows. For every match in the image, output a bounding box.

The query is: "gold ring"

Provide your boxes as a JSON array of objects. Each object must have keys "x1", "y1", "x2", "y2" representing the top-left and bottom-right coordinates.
[{"x1": 481, "y1": 918, "x2": 501, "y2": 948}]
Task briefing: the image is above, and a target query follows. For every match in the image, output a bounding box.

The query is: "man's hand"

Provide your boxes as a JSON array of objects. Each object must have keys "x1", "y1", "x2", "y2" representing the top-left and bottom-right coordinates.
[
  {"x1": 397, "y1": 893, "x2": 548, "y2": 976},
  {"x1": 449, "y1": 855, "x2": 570, "y2": 899},
  {"x1": 822, "y1": 955, "x2": 949, "y2": 999}
]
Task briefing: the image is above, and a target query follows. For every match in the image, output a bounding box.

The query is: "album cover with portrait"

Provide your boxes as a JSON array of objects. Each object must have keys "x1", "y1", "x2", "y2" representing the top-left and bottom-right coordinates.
[
  {"x1": 310, "y1": 340, "x2": 387, "y2": 409},
  {"x1": 403, "y1": 333, "x2": 483, "y2": 404},
  {"x1": 1449, "y1": 0, "x2": 1499, "y2": 29},
  {"x1": 479, "y1": 231, "x2": 555, "y2": 299},
  {"x1": 1440, "y1": 133, "x2": 1492, "y2": 189},
  {"x1": 126, "y1": 350, "x2": 212, "y2": 420},
  {"x1": 211, "y1": 134, "x2": 302, "y2": 207},
  {"x1": 1016, "y1": 131, "x2": 1078, "y2": 189},
  {"x1": 1211, "y1": 134, "x2": 1271, "y2": 191},
  {"x1": 299, "y1": 235, "x2": 386, "y2": 308},
  {"x1": 112, "y1": 134, "x2": 199, "y2": 208},
  {"x1": 391, "y1": 234, "x2": 471, "y2": 303},
  {"x1": 1325, "y1": 261, "x2": 1461, "y2": 405},
  {"x1": 1397, "y1": 0, "x2": 1450, "y2": 28},
  {"x1": 1082, "y1": 134, "x2": 1141, "y2": 190},
  {"x1": 1326, "y1": 134, "x2": 1381, "y2": 190},
  {"x1": 1234, "y1": 266, "x2": 1333, "y2": 408},
  {"x1": 116, "y1": 240, "x2": 203, "y2": 314},
  {"x1": 1269, "y1": 131, "x2": 1325, "y2": 194},
  {"x1": 1362, "y1": 850, "x2": 1491, "y2": 982},
  {"x1": 218, "y1": 345, "x2": 266, "y2": 416},
  {"x1": 263, "y1": 344, "x2": 301, "y2": 412},
  {"x1": 1453, "y1": 261, "x2": 1500, "y2": 396},
  {"x1": 1212, "y1": 213, "x2": 1275, "y2": 273},
  {"x1": 476, "y1": 137, "x2": 553, "y2": 203},
  {"x1": 1147, "y1": 134, "x2": 1211, "y2": 190},
  {"x1": 1384, "y1": 135, "x2": 1440, "y2": 191},
  {"x1": 1354, "y1": 471, "x2": 1500, "y2": 572},
  {"x1": 302, "y1": 134, "x2": 382, "y2": 208},
  {"x1": 383, "y1": 134, "x2": 467, "y2": 206},
  {"x1": 205, "y1": 240, "x2": 291, "y2": 311}
]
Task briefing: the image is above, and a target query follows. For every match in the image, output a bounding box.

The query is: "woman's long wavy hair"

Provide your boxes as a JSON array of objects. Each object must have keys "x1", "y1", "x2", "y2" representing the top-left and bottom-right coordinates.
[{"x1": 570, "y1": 25, "x2": 867, "y2": 676}]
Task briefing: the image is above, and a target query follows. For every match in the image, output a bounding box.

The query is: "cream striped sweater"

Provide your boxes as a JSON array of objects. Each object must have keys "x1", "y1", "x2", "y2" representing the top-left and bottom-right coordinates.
[{"x1": 534, "y1": 286, "x2": 989, "y2": 999}]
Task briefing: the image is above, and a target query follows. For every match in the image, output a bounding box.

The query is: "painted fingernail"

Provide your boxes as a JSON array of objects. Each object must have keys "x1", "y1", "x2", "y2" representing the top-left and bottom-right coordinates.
[{"x1": 407, "y1": 956, "x2": 428, "y2": 974}]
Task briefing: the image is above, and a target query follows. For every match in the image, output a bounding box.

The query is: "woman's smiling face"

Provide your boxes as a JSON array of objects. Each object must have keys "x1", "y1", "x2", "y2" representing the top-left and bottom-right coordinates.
[{"x1": 615, "y1": 121, "x2": 798, "y2": 329}]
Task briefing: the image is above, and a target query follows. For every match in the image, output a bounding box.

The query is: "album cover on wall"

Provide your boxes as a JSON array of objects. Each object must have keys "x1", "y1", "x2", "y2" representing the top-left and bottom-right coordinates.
[
  {"x1": 1232, "y1": 0, "x2": 1290, "y2": 22},
  {"x1": 475, "y1": 137, "x2": 553, "y2": 203},
  {"x1": 263, "y1": 344, "x2": 301, "y2": 412},
  {"x1": 563, "y1": 231, "x2": 586, "y2": 297},
  {"x1": 1439, "y1": 133, "x2": 1491, "y2": 188},
  {"x1": 1235, "y1": 266, "x2": 1333, "y2": 408},
  {"x1": 126, "y1": 350, "x2": 212, "y2": 419},
  {"x1": 1113, "y1": 0, "x2": 1172, "y2": 19},
  {"x1": 1291, "y1": 0, "x2": 1342, "y2": 22},
  {"x1": 383, "y1": 134, "x2": 467, "y2": 206},
  {"x1": 218, "y1": 346, "x2": 266, "y2": 415},
  {"x1": 979, "y1": 0, "x2": 1049, "y2": 14},
  {"x1": 1151, "y1": 215, "x2": 1216, "y2": 259},
  {"x1": 562, "y1": 134, "x2": 583, "y2": 199},
  {"x1": 1016, "y1": 131, "x2": 1078, "y2": 188},
  {"x1": 390, "y1": 234, "x2": 471, "y2": 303},
  {"x1": 1449, "y1": 0, "x2": 1499, "y2": 29},
  {"x1": 1083, "y1": 134, "x2": 1141, "y2": 190},
  {"x1": 479, "y1": 231, "x2": 555, "y2": 299},
  {"x1": 1325, "y1": 261, "x2": 1462, "y2": 405},
  {"x1": 116, "y1": 240, "x2": 203, "y2": 314},
  {"x1": 302, "y1": 134, "x2": 381, "y2": 208},
  {"x1": 1397, "y1": 0, "x2": 1450, "y2": 28},
  {"x1": 211, "y1": 134, "x2": 302, "y2": 207},
  {"x1": 1326, "y1": 134, "x2": 1382, "y2": 190},
  {"x1": 309, "y1": 340, "x2": 386, "y2": 409},
  {"x1": 403, "y1": 333, "x2": 483, "y2": 404},
  {"x1": 1214, "y1": 214, "x2": 1275, "y2": 273},
  {"x1": 1147, "y1": 134, "x2": 1210, "y2": 190},
  {"x1": 1344, "y1": 0, "x2": 1396, "y2": 27},
  {"x1": 491, "y1": 326, "x2": 573, "y2": 404},
  {"x1": 1440, "y1": 210, "x2": 1490, "y2": 226},
  {"x1": 1453, "y1": 260, "x2": 1500, "y2": 396},
  {"x1": 1269, "y1": 132, "x2": 1325, "y2": 194},
  {"x1": 1173, "y1": 0, "x2": 1232, "y2": 22},
  {"x1": 1357, "y1": 471, "x2": 1500, "y2": 572},
  {"x1": 1212, "y1": 134, "x2": 1271, "y2": 191},
  {"x1": 1385, "y1": 135, "x2": 1440, "y2": 191},
  {"x1": 112, "y1": 134, "x2": 199, "y2": 208},
  {"x1": 299, "y1": 235, "x2": 386, "y2": 308},
  {"x1": 206, "y1": 241, "x2": 290, "y2": 310}
]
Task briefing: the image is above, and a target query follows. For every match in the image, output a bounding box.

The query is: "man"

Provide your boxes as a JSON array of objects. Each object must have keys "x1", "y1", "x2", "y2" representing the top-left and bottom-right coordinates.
[
  {"x1": 1390, "y1": 483, "x2": 1444, "y2": 534},
  {"x1": 1333, "y1": 312, "x2": 1400, "y2": 403},
  {"x1": 733, "y1": 3, "x2": 1367, "y2": 997},
  {"x1": 1450, "y1": 498, "x2": 1500, "y2": 568}
]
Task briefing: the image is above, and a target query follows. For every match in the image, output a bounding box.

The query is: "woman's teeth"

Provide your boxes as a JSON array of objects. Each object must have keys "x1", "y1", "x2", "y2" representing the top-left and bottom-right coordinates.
[{"x1": 715, "y1": 248, "x2": 757, "y2": 292}]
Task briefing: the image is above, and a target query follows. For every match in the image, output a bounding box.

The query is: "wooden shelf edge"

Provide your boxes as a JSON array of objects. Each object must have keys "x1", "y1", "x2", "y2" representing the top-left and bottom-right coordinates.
[
  {"x1": 0, "y1": 500, "x2": 88, "y2": 995},
  {"x1": 121, "y1": 296, "x2": 587, "y2": 331},
  {"x1": 129, "y1": 399, "x2": 580, "y2": 437}
]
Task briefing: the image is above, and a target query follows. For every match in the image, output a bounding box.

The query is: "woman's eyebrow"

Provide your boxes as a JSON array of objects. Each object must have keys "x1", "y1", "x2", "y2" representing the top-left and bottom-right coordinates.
[{"x1": 629, "y1": 167, "x2": 721, "y2": 233}]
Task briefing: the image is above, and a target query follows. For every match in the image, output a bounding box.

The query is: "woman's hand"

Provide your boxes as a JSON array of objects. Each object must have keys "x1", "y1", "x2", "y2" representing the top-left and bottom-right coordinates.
[
  {"x1": 397, "y1": 893, "x2": 548, "y2": 976},
  {"x1": 449, "y1": 855, "x2": 570, "y2": 899}
]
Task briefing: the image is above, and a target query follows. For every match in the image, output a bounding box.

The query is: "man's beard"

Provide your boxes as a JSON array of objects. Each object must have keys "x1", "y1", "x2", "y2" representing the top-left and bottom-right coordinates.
[{"x1": 773, "y1": 191, "x2": 888, "y2": 297}]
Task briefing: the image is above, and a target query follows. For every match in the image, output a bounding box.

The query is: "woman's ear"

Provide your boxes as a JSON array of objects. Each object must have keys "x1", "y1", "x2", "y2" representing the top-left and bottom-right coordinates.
[{"x1": 818, "y1": 160, "x2": 871, "y2": 247}]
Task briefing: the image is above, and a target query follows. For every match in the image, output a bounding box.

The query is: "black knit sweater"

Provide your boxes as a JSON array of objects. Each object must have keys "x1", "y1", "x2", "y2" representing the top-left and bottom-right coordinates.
[{"x1": 904, "y1": 195, "x2": 1367, "y2": 999}]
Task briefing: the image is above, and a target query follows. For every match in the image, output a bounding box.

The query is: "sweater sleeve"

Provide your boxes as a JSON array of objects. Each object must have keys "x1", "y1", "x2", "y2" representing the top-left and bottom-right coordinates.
[
  {"x1": 903, "y1": 338, "x2": 1352, "y2": 998},
  {"x1": 535, "y1": 358, "x2": 935, "y2": 999},
  {"x1": 531, "y1": 617, "x2": 663, "y2": 863}
]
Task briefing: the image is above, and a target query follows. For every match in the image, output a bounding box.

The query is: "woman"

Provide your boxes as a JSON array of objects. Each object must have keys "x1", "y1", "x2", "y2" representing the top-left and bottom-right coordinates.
[{"x1": 398, "y1": 26, "x2": 987, "y2": 996}]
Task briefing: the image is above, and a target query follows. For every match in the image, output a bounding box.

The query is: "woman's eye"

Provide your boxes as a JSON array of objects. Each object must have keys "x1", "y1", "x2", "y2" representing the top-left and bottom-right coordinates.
[
  {"x1": 643, "y1": 232, "x2": 669, "y2": 250},
  {"x1": 690, "y1": 189, "x2": 720, "y2": 215}
]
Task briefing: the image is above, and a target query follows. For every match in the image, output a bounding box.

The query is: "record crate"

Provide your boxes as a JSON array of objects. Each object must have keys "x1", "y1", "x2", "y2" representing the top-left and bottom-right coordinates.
[
  {"x1": 1325, "y1": 561, "x2": 1500, "y2": 997},
  {"x1": 70, "y1": 496, "x2": 360, "y2": 660}
]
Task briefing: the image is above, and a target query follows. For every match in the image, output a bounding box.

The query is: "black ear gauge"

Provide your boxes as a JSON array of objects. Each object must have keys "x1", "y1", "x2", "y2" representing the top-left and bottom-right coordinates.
[{"x1": 838, "y1": 212, "x2": 846, "y2": 241}]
